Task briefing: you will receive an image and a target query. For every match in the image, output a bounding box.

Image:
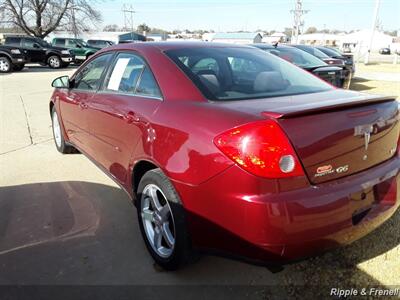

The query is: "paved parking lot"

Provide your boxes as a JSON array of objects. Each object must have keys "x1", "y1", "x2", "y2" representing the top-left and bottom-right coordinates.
[{"x1": 0, "y1": 66, "x2": 399, "y2": 297}]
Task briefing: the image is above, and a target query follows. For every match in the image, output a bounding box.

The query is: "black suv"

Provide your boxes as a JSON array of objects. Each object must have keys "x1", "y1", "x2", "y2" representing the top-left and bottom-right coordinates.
[
  {"x1": 4, "y1": 36, "x2": 74, "y2": 68},
  {"x1": 0, "y1": 45, "x2": 26, "y2": 72}
]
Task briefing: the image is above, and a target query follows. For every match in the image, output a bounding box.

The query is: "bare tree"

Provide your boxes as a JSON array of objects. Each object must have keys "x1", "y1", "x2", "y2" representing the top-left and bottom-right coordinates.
[{"x1": 0, "y1": 0, "x2": 102, "y2": 38}]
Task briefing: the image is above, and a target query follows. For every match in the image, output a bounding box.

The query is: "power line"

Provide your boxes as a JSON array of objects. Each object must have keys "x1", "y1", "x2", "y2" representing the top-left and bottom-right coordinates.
[{"x1": 122, "y1": 3, "x2": 136, "y2": 38}]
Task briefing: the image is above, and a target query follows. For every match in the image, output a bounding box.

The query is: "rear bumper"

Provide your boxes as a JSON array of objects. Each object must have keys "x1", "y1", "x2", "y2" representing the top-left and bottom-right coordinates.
[{"x1": 173, "y1": 156, "x2": 400, "y2": 263}]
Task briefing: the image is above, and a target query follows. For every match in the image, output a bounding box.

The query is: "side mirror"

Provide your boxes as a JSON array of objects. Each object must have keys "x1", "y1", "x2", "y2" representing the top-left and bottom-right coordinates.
[
  {"x1": 76, "y1": 44, "x2": 82, "y2": 48},
  {"x1": 52, "y1": 75, "x2": 70, "y2": 89},
  {"x1": 33, "y1": 43, "x2": 41, "y2": 49}
]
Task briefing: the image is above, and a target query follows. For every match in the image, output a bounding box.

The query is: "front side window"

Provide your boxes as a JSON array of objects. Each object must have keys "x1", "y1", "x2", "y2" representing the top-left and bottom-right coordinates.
[
  {"x1": 67, "y1": 39, "x2": 78, "y2": 47},
  {"x1": 74, "y1": 54, "x2": 112, "y2": 91},
  {"x1": 104, "y1": 52, "x2": 161, "y2": 98},
  {"x1": 23, "y1": 38, "x2": 37, "y2": 48},
  {"x1": 165, "y1": 47, "x2": 332, "y2": 101}
]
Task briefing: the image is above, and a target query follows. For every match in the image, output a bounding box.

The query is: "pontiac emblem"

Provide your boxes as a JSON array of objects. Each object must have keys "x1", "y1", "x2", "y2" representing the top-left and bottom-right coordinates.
[
  {"x1": 354, "y1": 124, "x2": 374, "y2": 154},
  {"x1": 364, "y1": 131, "x2": 371, "y2": 151}
]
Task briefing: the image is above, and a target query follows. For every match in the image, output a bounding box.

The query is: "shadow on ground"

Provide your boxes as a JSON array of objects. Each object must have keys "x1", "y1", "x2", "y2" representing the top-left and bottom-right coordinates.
[
  {"x1": 0, "y1": 181, "x2": 397, "y2": 298},
  {"x1": 18, "y1": 65, "x2": 78, "y2": 73},
  {"x1": 350, "y1": 77, "x2": 374, "y2": 92}
]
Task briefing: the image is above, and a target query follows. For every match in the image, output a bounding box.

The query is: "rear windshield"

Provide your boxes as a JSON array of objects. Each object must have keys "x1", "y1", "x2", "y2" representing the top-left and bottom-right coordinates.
[
  {"x1": 260, "y1": 47, "x2": 327, "y2": 68},
  {"x1": 317, "y1": 47, "x2": 342, "y2": 57},
  {"x1": 165, "y1": 47, "x2": 332, "y2": 101},
  {"x1": 296, "y1": 46, "x2": 330, "y2": 59}
]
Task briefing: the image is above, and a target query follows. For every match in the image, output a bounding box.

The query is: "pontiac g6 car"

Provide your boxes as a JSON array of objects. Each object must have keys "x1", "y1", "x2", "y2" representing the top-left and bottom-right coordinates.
[{"x1": 49, "y1": 42, "x2": 400, "y2": 270}]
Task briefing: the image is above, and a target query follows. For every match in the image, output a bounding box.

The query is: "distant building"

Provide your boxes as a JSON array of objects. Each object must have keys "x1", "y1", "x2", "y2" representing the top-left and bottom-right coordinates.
[
  {"x1": 297, "y1": 33, "x2": 342, "y2": 47},
  {"x1": 146, "y1": 33, "x2": 169, "y2": 42},
  {"x1": 118, "y1": 32, "x2": 146, "y2": 43},
  {"x1": 211, "y1": 32, "x2": 262, "y2": 44},
  {"x1": 262, "y1": 32, "x2": 288, "y2": 44}
]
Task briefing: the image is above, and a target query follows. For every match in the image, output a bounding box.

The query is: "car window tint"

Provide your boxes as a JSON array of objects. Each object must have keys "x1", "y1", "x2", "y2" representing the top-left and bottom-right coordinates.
[
  {"x1": 23, "y1": 38, "x2": 36, "y2": 48},
  {"x1": 6, "y1": 37, "x2": 21, "y2": 46},
  {"x1": 67, "y1": 39, "x2": 77, "y2": 47},
  {"x1": 192, "y1": 58, "x2": 219, "y2": 75},
  {"x1": 165, "y1": 47, "x2": 332, "y2": 101},
  {"x1": 74, "y1": 54, "x2": 112, "y2": 91},
  {"x1": 136, "y1": 66, "x2": 162, "y2": 98},
  {"x1": 105, "y1": 53, "x2": 145, "y2": 94},
  {"x1": 55, "y1": 39, "x2": 65, "y2": 46}
]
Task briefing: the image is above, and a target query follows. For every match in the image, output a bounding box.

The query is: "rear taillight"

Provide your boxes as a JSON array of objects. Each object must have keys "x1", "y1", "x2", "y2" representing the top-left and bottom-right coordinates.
[{"x1": 214, "y1": 120, "x2": 305, "y2": 178}]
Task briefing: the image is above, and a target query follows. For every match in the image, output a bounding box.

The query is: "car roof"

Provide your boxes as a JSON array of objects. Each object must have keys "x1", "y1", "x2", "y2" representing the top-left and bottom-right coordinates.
[
  {"x1": 251, "y1": 43, "x2": 293, "y2": 50},
  {"x1": 106, "y1": 41, "x2": 254, "y2": 52}
]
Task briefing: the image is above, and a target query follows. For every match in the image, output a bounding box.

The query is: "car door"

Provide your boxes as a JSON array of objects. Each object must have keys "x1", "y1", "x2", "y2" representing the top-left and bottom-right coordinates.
[
  {"x1": 58, "y1": 53, "x2": 113, "y2": 153},
  {"x1": 86, "y1": 52, "x2": 163, "y2": 185},
  {"x1": 67, "y1": 39, "x2": 84, "y2": 60},
  {"x1": 22, "y1": 38, "x2": 45, "y2": 62}
]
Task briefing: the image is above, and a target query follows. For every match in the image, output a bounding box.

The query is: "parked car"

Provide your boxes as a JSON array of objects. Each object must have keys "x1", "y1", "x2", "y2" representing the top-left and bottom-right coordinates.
[
  {"x1": 252, "y1": 44, "x2": 343, "y2": 87},
  {"x1": 87, "y1": 39, "x2": 115, "y2": 49},
  {"x1": 379, "y1": 47, "x2": 391, "y2": 55},
  {"x1": 52, "y1": 38, "x2": 100, "y2": 63},
  {"x1": 0, "y1": 45, "x2": 26, "y2": 72},
  {"x1": 292, "y1": 44, "x2": 352, "y2": 89},
  {"x1": 315, "y1": 46, "x2": 355, "y2": 75},
  {"x1": 50, "y1": 42, "x2": 400, "y2": 270},
  {"x1": 4, "y1": 35, "x2": 73, "y2": 68}
]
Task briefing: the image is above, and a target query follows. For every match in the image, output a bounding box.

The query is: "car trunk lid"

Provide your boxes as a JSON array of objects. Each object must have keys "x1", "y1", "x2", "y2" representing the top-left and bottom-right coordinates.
[
  {"x1": 277, "y1": 99, "x2": 399, "y2": 184},
  {"x1": 215, "y1": 90, "x2": 399, "y2": 184}
]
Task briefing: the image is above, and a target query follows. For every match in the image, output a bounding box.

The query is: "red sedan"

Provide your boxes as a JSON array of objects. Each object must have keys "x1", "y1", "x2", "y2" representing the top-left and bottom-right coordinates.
[{"x1": 49, "y1": 42, "x2": 400, "y2": 270}]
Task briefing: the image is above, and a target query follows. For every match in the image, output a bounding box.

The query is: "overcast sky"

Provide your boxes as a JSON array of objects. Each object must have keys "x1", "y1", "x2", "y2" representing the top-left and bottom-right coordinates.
[{"x1": 97, "y1": 0, "x2": 400, "y2": 32}]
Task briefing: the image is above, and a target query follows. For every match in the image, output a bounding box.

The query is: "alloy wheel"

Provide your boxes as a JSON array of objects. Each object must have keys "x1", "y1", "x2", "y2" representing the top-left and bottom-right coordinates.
[
  {"x1": 49, "y1": 56, "x2": 61, "y2": 68},
  {"x1": 141, "y1": 184, "x2": 176, "y2": 258},
  {"x1": 0, "y1": 58, "x2": 10, "y2": 72}
]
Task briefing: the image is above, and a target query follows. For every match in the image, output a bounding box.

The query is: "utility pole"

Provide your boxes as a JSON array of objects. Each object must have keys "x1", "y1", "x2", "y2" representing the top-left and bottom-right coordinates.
[
  {"x1": 122, "y1": 4, "x2": 135, "y2": 40},
  {"x1": 364, "y1": 0, "x2": 381, "y2": 65},
  {"x1": 290, "y1": 0, "x2": 308, "y2": 44}
]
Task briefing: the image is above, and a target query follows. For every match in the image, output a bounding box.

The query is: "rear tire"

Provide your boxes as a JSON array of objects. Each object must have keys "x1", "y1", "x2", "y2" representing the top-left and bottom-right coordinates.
[
  {"x1": 48, "y1": 55, "x2": 61, "y2": 69},
  {"x1": 0, "y1": 56, "x2": 12, "y2": 73},
  {"x1": 137, "y1": 169, "x2": 196, "y2": 270},
  {"x1": 51, "y1": 107, "x2": 75, "y2": 154}
]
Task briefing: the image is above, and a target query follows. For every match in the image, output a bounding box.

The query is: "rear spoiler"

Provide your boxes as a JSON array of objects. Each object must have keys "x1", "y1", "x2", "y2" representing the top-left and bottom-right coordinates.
[{"x1": 262, "y1": 96, "x2": 397, "y2": 119}]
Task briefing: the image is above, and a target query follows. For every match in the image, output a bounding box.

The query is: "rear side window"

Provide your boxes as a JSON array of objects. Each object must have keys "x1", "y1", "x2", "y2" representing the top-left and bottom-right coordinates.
[
  {"x1": 5, "y1": 37, "x2": 21, "y2": 46},
  {"x1": 136, "y1": 67, "x2": 162, "y2": 98},
  {"x1": 104, "y1": 52, "x2": 161, "y2": 98},
  {"x1": 54, "y1": 39, "x2": 66, "y2": 46},
  {"x1": 74, "y1": 54, "x2": 112, "y2": 91}
]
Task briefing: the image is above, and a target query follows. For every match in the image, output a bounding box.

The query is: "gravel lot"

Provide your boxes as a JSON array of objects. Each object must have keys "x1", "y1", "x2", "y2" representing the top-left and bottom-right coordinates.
[{"x1": 0, "y1": 64, "x2": 399, "y2": 299}]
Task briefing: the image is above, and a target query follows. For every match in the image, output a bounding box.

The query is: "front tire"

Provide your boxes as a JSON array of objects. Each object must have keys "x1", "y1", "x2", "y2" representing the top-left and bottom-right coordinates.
[
  {"x1": 51, "y1": 107, "x2": 75, "y2": 154},
  {"x1": 48, "y1": 55, "x2": 61, "y2": 69},
  {"x1": 0, "y1": 56, "x2": 12, "y2": 73},
  {"x1": 137, "y1": 169, "x2": 195, "y2": 270},
  {"x1": 13, "y1": 64, "x2": 25, "y2": 71}
]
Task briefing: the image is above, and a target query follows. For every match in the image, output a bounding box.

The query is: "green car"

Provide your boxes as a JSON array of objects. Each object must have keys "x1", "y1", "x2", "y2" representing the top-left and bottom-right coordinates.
[{"x1": 52, "y1": 38, "x2": 100, "y2": 63}]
